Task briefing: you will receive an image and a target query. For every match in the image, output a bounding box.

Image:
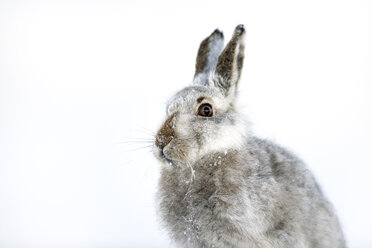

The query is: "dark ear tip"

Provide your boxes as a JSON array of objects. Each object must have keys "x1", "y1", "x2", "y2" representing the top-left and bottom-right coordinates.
[
  {"x1": 236, "y1": 24, "x2": 245, "y2": 30},
  {"x1": 235, "y1": 24, "x2": 245, "y2": 35},
  {"x1": 211, "y1": 29, "x2": 224, "y2": 39}
]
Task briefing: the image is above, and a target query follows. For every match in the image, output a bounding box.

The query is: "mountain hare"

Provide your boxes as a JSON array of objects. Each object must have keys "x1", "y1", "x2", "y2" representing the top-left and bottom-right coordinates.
[{"x1": 153, "y1": 25, "x2": 346, "y2": 248}]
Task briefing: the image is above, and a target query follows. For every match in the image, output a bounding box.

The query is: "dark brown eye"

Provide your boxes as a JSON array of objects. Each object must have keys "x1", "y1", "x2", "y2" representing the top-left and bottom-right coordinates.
[{"x1": 197, "y1": 103, "x2": 213, "y2": 117}]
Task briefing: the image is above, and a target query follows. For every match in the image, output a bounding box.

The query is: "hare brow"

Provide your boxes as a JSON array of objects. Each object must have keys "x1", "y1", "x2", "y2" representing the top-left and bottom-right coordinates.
[{"x1": 197, "y1": 97, "x2": 205, "y2": 103}]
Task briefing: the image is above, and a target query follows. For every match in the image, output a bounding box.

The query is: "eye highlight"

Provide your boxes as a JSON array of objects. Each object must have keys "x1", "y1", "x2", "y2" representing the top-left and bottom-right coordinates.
[{"x1": 197, "y1": 103, "x2": 213, "y2": 117}]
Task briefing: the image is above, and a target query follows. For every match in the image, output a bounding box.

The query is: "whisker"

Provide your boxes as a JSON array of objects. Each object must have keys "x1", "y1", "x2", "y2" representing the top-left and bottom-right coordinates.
[
  {"x1": 118, "y1": 136, "x2": 154, "y2": 144},
  {"x1": 138, "y1": 126, "x2": 156, "y2": 135},
  {"x1": 117, "y1": 140, "x2": 154, "y2": 144},
  {"x1": 122, "y1": 145, "x2": 154, "y2": 152},
  {"x1": 178, "y1": 149, "x2": 195, "y2": 182},
  {"x1": 131, "y1": 132, "x2": 155, "y2": 139},
  {"x1": 121, "y1": 137, "x2": 154, "y2": 141}
]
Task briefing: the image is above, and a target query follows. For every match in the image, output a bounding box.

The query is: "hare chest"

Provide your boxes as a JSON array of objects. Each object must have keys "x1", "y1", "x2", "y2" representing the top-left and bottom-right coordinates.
[{"x1": 158, "y1": 159, "x2": 268, "y2": 248}]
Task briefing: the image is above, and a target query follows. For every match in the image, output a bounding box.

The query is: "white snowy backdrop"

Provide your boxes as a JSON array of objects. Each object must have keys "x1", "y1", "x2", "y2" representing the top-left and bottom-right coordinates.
[{"x1": 0, "y1": 0, "x2": 371, "y2": 247}]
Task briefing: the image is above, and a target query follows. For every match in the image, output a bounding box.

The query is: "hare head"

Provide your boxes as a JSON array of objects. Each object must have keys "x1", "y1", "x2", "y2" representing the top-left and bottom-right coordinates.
[{"x1": 154, "y1": 25, "x2": 249, "y2": 167}]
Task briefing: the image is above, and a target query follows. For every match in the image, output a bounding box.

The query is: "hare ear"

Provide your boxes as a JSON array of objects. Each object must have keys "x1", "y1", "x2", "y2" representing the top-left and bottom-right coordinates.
[
  {"x1": 214, "y1": 25, "x2": 246, "y2": 97},
  {"x1": 193, "y1": 29, "x2": 224, "y2": 85}
]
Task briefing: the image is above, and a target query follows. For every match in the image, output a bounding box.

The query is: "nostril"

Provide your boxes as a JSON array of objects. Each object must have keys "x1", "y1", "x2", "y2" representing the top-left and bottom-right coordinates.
[
  {"x1": 155, "y1": 134, "x2": 173, "y2": 150},
  {"x1": 158, "y1": 146, "x2": 173, "y2": 164}
]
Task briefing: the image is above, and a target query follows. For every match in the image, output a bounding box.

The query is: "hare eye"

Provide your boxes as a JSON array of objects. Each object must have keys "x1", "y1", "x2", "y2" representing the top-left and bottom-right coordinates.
[{"x1": 198, "y1": 103, "x2": 213, "y2": 117}]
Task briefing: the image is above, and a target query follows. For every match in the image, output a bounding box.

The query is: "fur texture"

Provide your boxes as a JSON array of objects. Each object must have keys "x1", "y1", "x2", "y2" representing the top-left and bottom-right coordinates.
[{"x1": 153, "y1": 25, "x2": 346, "y2": 248}]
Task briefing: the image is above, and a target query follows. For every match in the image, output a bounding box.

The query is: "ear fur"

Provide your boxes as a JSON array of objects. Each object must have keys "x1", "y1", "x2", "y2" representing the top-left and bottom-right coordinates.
[
  {"x1": 214, "y1": 24, "x2": 246, "y2": 96},
  {"x1": 193, "y1": 29, "x2": 224, "y2": 85}
]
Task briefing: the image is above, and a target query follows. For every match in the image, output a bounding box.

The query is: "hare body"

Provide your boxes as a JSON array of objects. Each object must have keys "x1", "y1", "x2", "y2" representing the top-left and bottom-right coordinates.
[
  {"x1": 154, "y1": 26, "x2": 345, "y2": 248},
  {"x1": 158, "y1": 137, "x2": 345, "y2": 248}
]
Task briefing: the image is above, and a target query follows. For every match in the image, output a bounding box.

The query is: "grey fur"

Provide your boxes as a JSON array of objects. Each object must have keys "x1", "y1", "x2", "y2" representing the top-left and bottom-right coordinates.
[{"x1": 153, "y1": 25, "x2": 346, "y2": 248}]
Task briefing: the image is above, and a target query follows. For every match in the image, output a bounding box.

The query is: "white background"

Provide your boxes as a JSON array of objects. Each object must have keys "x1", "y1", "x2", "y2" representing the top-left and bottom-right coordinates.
[{"x1": 0, "y1": 0, "x2": 371, "y2": 247}]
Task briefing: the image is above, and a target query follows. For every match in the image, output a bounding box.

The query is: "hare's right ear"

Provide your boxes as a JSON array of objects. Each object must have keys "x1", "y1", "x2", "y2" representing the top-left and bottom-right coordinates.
[{"x1": 193, "y1": 29, "x2": 224, "y2": 85}]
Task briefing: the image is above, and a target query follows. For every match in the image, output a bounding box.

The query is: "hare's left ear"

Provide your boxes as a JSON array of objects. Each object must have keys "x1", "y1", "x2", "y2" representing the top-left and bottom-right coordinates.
[
  {"x1": 193, "y1": 29, "x2": 224, "y2": 85},
  {"x1": 214, "y1": 25, "x2": 246, "y2": 97}
]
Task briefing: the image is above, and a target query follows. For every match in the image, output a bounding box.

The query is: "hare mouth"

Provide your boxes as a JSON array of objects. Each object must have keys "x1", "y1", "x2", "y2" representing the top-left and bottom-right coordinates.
[
  {"x1": 160, "y1": 150, "x2": 171, "y2": 162},
  {"x1": 159, "y1": 148, "x2": 174, "y2": 165}
]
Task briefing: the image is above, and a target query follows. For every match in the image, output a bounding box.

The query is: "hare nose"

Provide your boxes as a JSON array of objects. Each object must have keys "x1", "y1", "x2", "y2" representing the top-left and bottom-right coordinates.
[{"x1": 155, "y1": 113, "x2": 176, "y2": 149}]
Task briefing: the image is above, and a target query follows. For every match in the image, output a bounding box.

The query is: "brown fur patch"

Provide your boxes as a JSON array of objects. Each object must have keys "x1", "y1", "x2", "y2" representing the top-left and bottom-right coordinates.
[{"x1": 155, "y1": 113, "x2": 176, "y2": 149}]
